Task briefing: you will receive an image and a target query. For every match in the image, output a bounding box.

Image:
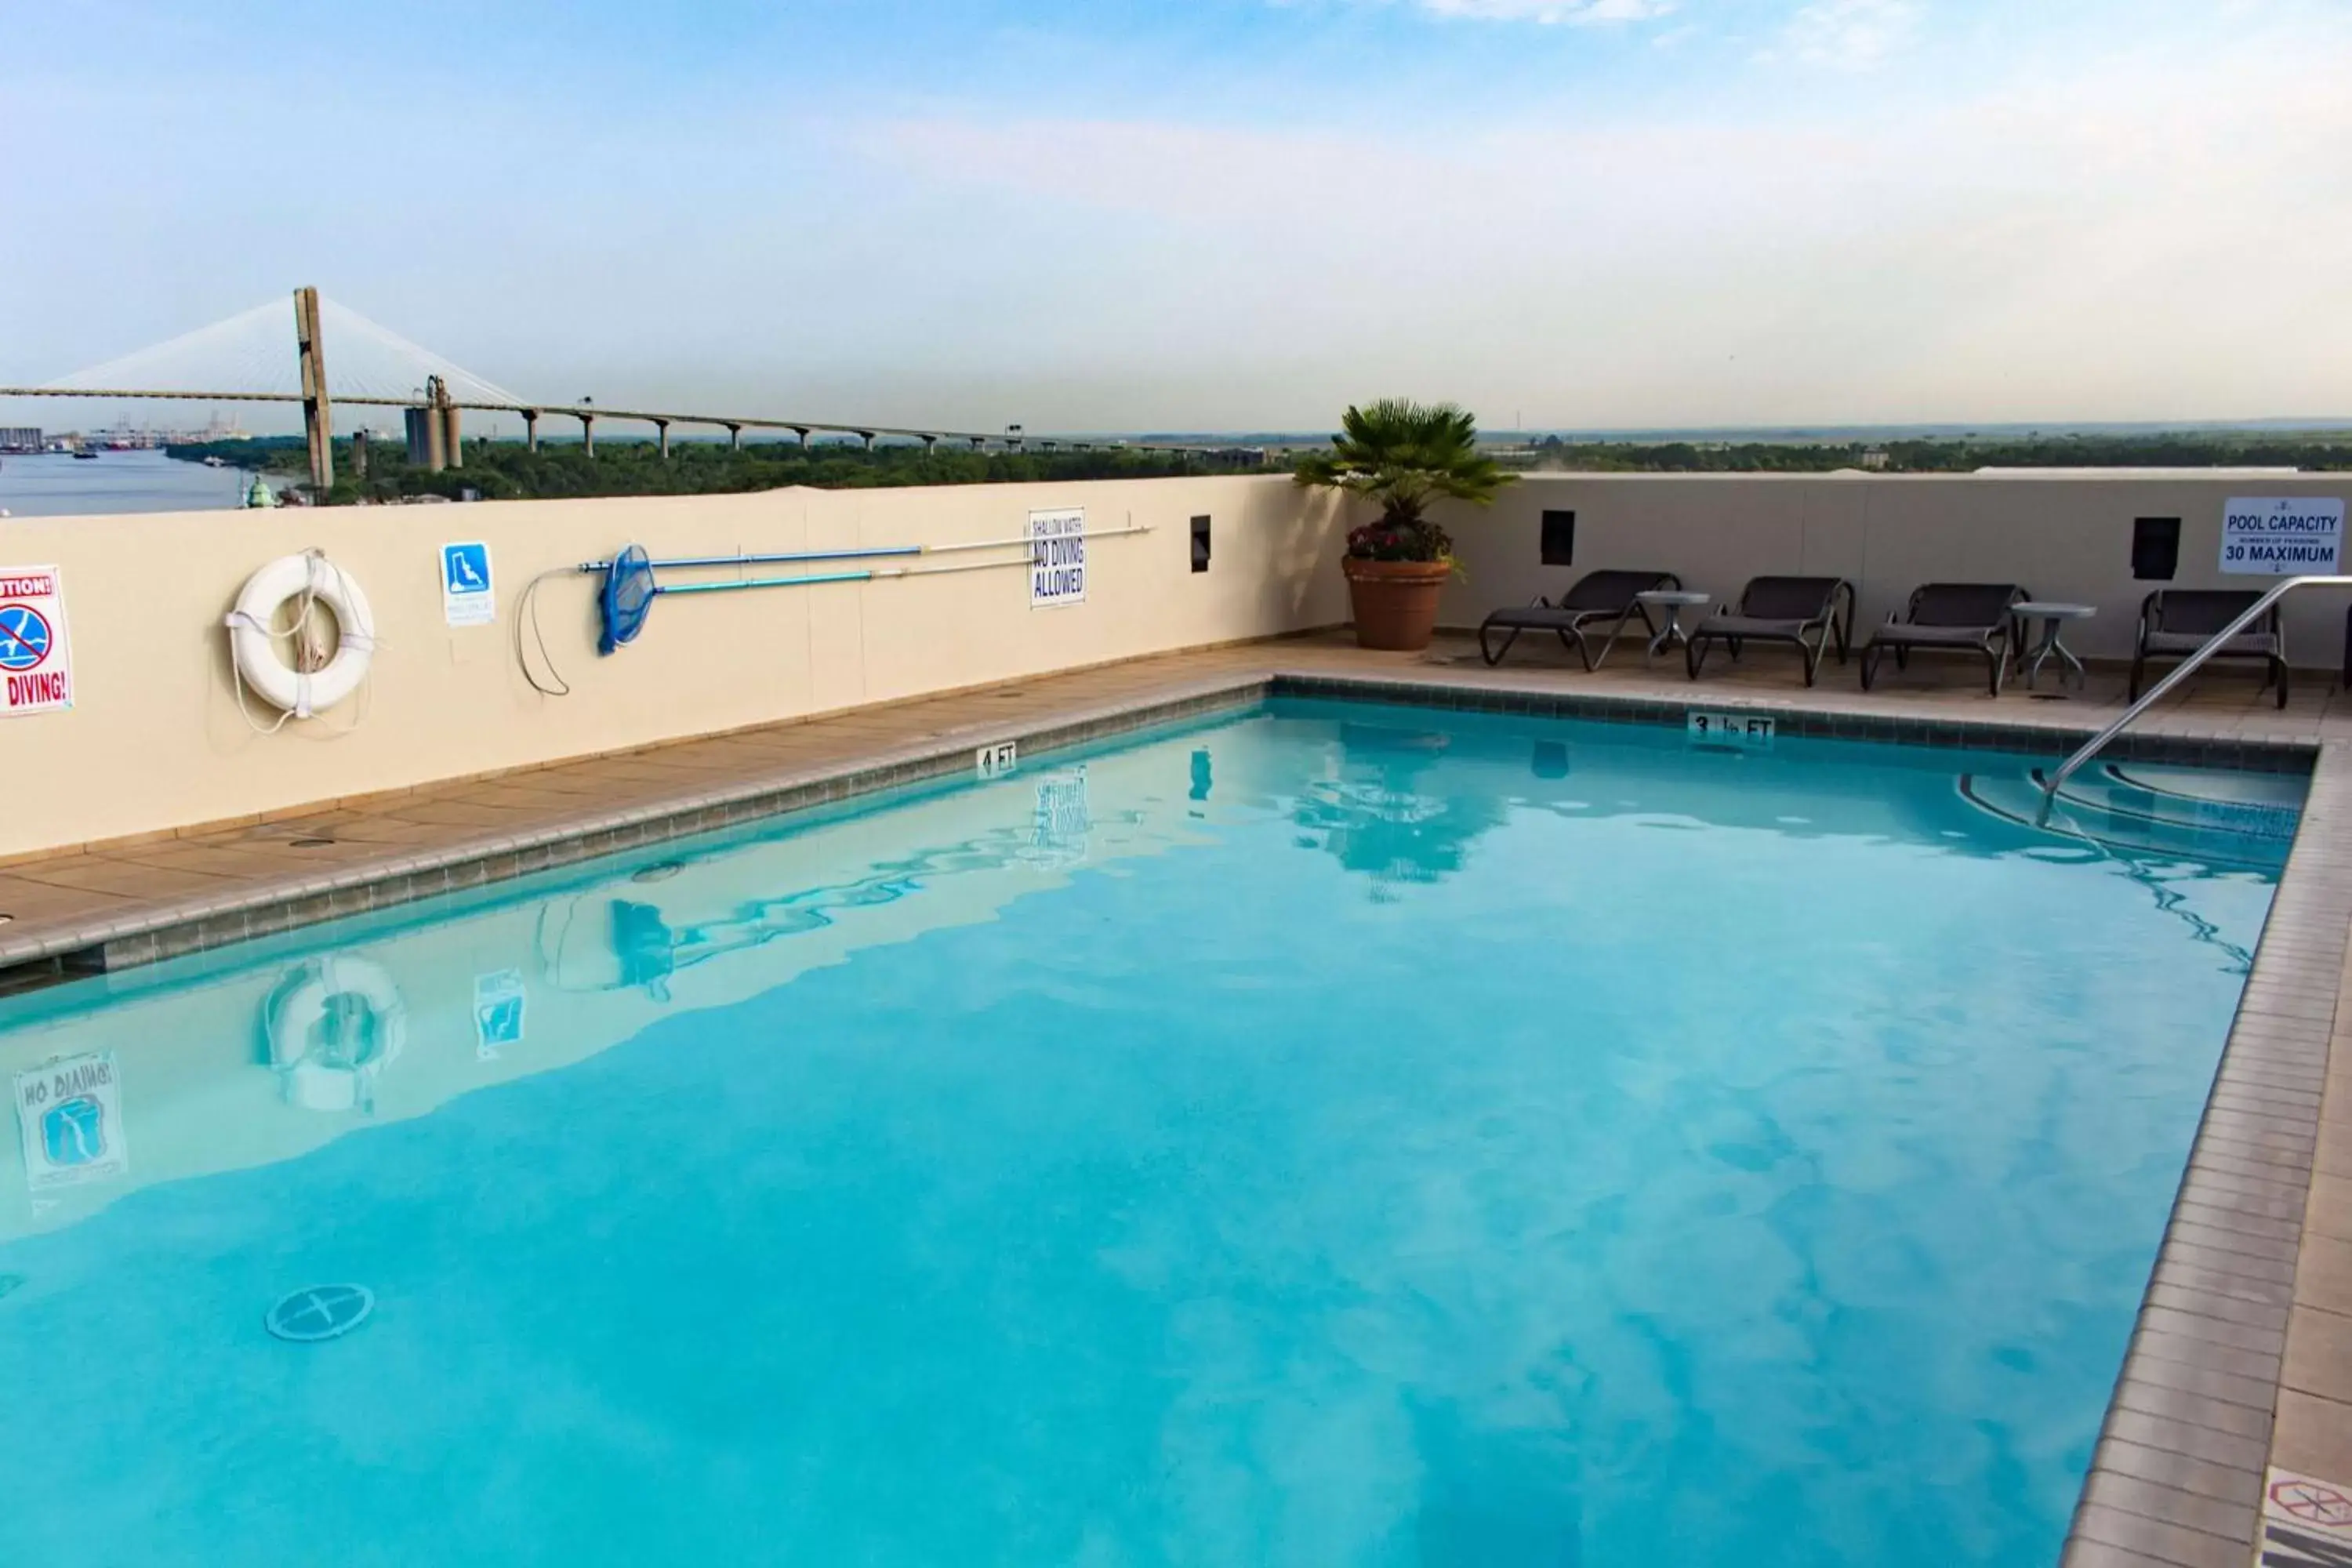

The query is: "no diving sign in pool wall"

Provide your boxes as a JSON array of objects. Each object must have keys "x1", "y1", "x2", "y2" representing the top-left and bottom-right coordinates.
[
  {"x1": 2222, "y1": 497, "x2": 2345, "y2": 575},
  {"x1": 0, "y1": 565, "x2": 72, "y2": 717},
  {"x1": 13, "y1": 1051, "x2": 128, "y2": 1190}
]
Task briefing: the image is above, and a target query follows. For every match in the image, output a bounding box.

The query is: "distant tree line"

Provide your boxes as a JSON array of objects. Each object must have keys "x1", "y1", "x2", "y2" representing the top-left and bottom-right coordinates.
[
  {"x1": 162, "y1": 435, "x2": 1264, "y2": 503},
  {"x1": 1505, "y1": 431, "x2": 2352, "y2": 473},
  {"x1": 167, "y1": 426, "x2": 2352, "y2": 500}
]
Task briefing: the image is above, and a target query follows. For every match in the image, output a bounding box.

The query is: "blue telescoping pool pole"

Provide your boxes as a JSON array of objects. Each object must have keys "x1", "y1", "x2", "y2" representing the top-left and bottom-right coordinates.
[
  {"x1": 583, "y1": 521, "x2": 1149, "y2": 577},
  {"x1": 586, "y1": 545, "x2": 921, "y2": 573},
  {"x1": 653, "y1": 568, "x2": 877, "y2": 595},
  {"x1": 585, "y1": 521, "x2": 1154, "y2": 656}
]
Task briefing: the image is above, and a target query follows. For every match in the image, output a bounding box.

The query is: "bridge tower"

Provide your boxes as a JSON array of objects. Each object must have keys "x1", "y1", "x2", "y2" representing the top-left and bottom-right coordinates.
[
  {"x1": 293, "y1": 286, "x2": 333, "y2": 492},
  {"x1": 436, "y1": 377, "x2": 463, "y2": 470}
]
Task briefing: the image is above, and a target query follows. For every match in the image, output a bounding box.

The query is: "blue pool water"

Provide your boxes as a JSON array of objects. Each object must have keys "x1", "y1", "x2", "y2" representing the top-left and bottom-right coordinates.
[{"x1": 0, "y1": 700, "x2": 2297, "y2": 1566}]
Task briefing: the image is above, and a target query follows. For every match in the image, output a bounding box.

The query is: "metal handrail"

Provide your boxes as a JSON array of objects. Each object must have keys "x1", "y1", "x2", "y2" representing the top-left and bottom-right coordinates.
[{"x1": 2036, "y1": 573, "x2": 2352, "y2": 824}]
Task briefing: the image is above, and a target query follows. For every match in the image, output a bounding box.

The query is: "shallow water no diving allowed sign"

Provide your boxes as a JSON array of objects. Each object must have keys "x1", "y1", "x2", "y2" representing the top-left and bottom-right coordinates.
[{"x1": 1029, "y1": 507, "x2": 1087, "y2": 608}]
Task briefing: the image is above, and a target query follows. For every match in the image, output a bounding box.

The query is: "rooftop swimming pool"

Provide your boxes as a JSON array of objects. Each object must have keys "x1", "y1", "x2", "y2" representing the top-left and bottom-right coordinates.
[{"x1": 0, "y1": 698, "x2": 2301, "y2": 1566}]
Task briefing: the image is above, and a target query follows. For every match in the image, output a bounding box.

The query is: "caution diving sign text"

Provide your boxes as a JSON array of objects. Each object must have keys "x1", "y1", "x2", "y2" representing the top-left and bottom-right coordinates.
[{"x1": 0, "y1": 566, "x2": 73, "y2": 718}]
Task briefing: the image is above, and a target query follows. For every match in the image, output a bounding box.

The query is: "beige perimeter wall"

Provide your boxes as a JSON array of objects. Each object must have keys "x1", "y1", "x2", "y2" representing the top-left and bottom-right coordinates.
[
  {"x1": 13, "y1": 468, "x2": 2352, "y2": 861},
  {"x1": 6, "y1": 475, "x2": 1346, "y2": 858},
  {"x1": 1436, "y1": 473, "x2": 2352, "y2": 666}
]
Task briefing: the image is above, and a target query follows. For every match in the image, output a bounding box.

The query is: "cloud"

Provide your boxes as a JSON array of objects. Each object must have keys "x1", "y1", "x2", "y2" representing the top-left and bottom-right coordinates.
[
  {"x1": 852, "y1": 20, "x2": 2352, "y2": 427},
  {"x1": 1777, "y1": 0, "x2": 1922, "y2": 68},
  {"x1": 1383, "y1": 0, "x2": 1677, "y2": 23}
]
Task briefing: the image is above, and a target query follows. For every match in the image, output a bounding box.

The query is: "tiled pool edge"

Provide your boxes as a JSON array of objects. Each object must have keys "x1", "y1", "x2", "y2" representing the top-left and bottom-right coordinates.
[
  {"x1": 1271, "y1": 671, "x2": 2320, "y2": 774},
  {"x1": 0, "y1": 675, "x2": 1269, "y2": 979},
  {"x1": 2054, "y1": 741, "x2": 2352, "y2": 1568}
]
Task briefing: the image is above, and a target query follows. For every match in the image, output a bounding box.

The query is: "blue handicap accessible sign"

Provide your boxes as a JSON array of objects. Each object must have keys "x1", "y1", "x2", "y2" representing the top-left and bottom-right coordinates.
[
  {"x1": 473, "y1": 969, "x2": 526, "y2": 1058},
  {"x1": 441, "y1": 542, "x2": 495, "y2": 626},
  {"x1": 444, "y1": 543, "x2": 490, "y2": 594}
]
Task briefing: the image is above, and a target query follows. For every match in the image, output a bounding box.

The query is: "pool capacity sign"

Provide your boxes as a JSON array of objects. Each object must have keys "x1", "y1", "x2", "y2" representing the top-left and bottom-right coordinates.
[
  {"x1": 1029, "y1": 507, "x2": 1087, "y2": 608},
  {"x1": 0, "y1": 566, "x2": 73, "y2": 717},
  {"x1": 2222, "y1": 497, "x2": 2345, "y2": 575}
]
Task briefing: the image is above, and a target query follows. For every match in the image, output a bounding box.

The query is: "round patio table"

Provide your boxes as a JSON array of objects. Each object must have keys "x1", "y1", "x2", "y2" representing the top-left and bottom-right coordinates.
[
  {"x1": 2013, "y1": 601, "x2": 2096, "y2": 691},
  {"x1": 1632, "y1": 590, "x2": 1712, "y2": 667}
]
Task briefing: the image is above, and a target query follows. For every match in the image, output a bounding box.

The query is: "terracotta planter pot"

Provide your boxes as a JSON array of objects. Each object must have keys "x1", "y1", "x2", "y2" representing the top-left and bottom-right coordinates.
[{"x1": 1342, "y1": 557, "x2": 1452, "y2": 652}]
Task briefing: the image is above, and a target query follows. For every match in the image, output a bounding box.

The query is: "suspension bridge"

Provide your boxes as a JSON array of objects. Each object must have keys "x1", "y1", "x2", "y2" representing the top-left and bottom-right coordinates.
[{"x1": 0, "y1": 288, "x2": 1261, "y2": 490}]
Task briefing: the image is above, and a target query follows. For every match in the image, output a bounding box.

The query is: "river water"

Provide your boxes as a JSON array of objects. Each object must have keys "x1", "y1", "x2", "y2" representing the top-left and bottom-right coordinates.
[{"x1": 0, "y1": 450, "x2": 287, "y2": 518}]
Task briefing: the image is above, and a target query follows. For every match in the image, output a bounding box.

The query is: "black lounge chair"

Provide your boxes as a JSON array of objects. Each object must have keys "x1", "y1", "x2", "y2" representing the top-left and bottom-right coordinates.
[
  {"x1": 1859, "y1": 583, "x2": 2028, "y2": 696},
  {"x1": 1685, "y1": 576, "x2": 1853, "y2": 686},
  {"x1": 2131, "y1": 590, "x2": 2288, "y2": 710},
  {"x1": 1477, "y1": 568, "x2": 1682, "y2": 669}
]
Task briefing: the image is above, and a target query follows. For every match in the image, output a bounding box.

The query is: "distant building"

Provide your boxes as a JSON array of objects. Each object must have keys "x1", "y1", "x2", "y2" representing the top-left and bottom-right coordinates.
[{"x1": 0, "y1": 428, "x2": 42, "y2": 454}]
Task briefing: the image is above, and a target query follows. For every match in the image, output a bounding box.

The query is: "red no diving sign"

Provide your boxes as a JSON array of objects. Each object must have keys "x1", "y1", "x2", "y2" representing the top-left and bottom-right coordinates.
[
  {"x1": 2263, "y1": 1469, "x2": 2352, "y2": 1566},
  {"x1": 0, "y1": 566, "x2": 73, "y2": 717},
  {"x1": 2275, "y1": 1477, "x2": 2352, "y2": 1526}
]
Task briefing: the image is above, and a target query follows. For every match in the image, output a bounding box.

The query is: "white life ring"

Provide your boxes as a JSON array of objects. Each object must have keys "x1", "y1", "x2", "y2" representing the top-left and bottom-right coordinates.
[
  {"x1": 227, "y1": 552, "x2": 376, "y2": 717},
  {"x1": 263, "y1": 955, "x2": 408, "y2": 1112}
]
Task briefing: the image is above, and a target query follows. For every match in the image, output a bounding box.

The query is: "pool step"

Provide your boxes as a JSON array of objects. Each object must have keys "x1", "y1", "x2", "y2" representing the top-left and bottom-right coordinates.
[{"x1": 1958, "y1": 762, "x2": 2300, "y2": 869}]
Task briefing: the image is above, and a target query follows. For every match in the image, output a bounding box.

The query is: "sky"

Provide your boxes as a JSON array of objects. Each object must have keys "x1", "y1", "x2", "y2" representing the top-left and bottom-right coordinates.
[{"x1": 2, "y1": 0, "x2": 2348, "y2": 434}]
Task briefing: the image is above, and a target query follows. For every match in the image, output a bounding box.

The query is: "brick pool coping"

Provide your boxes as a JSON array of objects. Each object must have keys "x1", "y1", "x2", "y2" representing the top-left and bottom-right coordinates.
[
  {"x1": 2054, "y1": 742, "x2": 2352, "y2": 1567},
  {"x1": 6, "y1": 640, "x2": 2350, "y2": 1566}
]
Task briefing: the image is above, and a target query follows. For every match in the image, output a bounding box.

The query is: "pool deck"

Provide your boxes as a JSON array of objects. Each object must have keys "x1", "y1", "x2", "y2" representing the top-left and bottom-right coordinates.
[{"x1": 13, "y1": 629, "x2": 2352, "y2": 1566}]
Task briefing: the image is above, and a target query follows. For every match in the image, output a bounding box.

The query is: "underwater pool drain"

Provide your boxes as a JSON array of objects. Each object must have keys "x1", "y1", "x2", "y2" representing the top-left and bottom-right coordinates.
[
  {"x1": 265, "y1": 1284, "x2": 374, "y2": 1342},
  {"x1": 630, "y1": 860, "x2": 684, "y2": 884}
]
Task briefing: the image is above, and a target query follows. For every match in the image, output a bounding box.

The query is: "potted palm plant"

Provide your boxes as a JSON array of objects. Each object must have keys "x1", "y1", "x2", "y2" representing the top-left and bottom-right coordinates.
[{"x1": 1294, "y1": 399, "x2": 1515, "y2": 651}]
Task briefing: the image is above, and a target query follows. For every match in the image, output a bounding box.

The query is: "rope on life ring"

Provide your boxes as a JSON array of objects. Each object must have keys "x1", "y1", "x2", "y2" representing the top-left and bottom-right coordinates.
[{"x1": 224, "y1": 550, "x2": 379, "y2": 728}]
